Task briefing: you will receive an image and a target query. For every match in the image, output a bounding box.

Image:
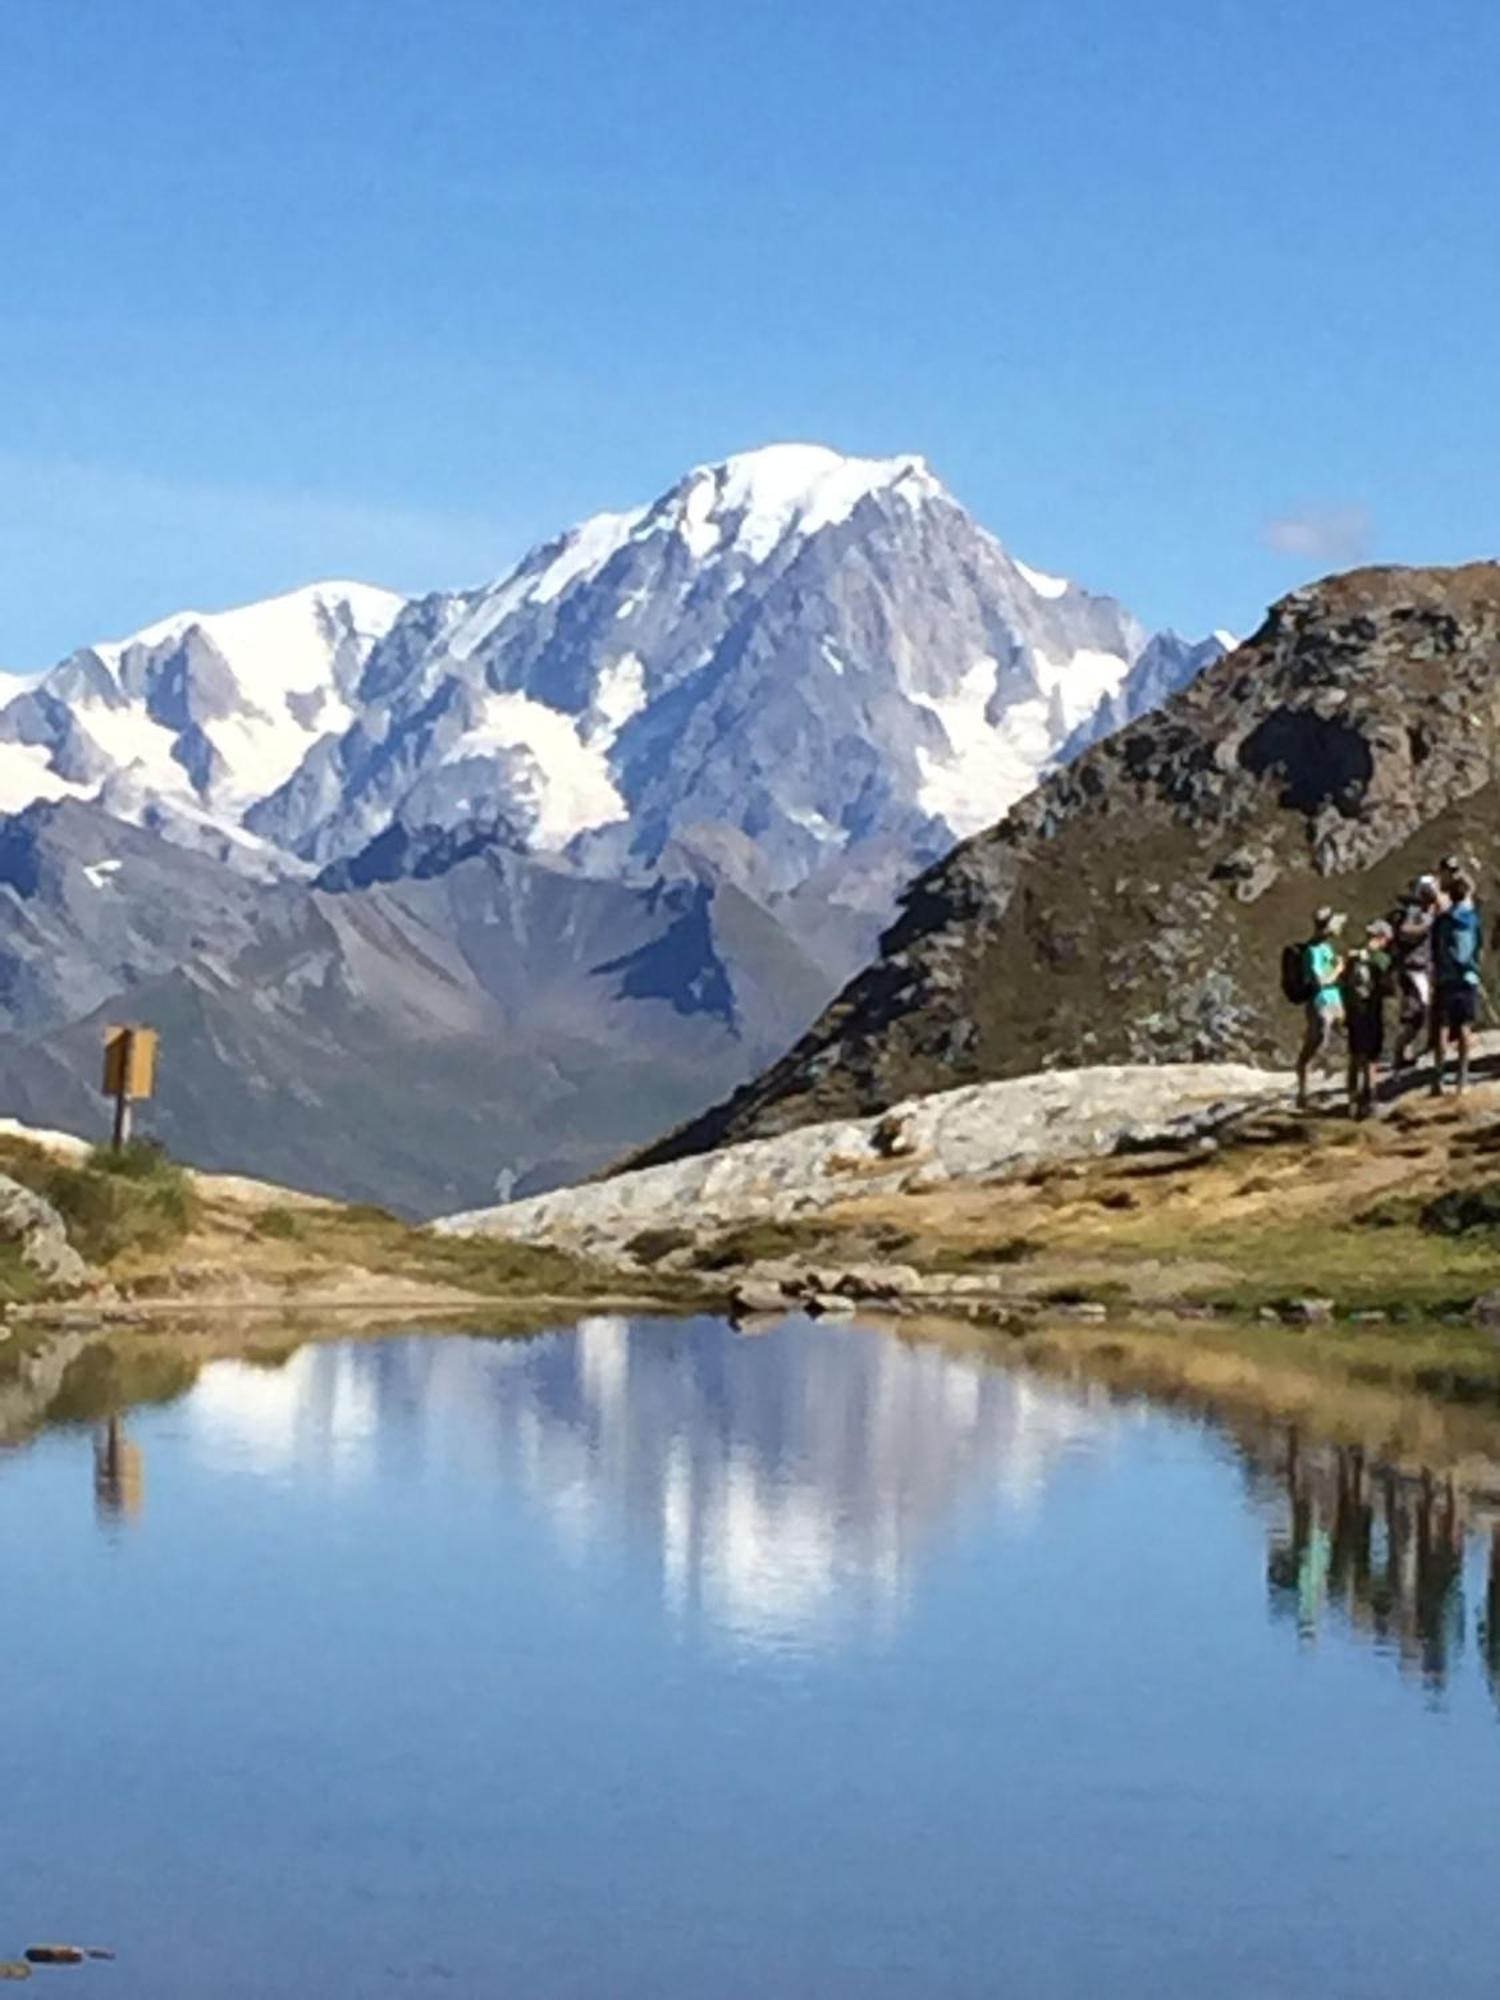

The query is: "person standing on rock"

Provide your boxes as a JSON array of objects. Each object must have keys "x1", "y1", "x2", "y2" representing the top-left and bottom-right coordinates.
[
  {"x1": 1431, "y1": 872, "x2": 1482, "y2": 1096},
  {"x1": 1296, "y1": 907, "x2": 1346, "y2": 1111},
  {"x1": 1341, "y1": 920, "x2": 1393, "y2": 1119},
  {"x1": 1391, "y1": 875, "x2": 1440, "y2": 1071}
]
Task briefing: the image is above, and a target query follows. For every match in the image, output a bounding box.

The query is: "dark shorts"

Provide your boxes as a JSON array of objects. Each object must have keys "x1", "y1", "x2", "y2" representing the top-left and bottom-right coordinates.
[
  {"x1": 1437, "y1": 982, "x2": 1478, "y2": 1032},
  {"x1": 1347, "y1": 1010, "x2": 1384, "y2": 1060}
]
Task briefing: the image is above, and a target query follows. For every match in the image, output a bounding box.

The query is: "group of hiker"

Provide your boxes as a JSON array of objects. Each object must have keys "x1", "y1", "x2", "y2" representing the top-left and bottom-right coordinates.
[{"x1": 1289, "y1": 855, "x2": 1485, "y2": 1116}]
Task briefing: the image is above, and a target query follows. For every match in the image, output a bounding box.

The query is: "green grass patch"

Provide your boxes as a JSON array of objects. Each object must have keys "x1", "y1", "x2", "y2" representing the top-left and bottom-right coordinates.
[
  {"x1": 0, "y1": 1134, "x2": 199, "y2": 1269},
  {"x1": 44, "y1": 1145, "x2": 199, "y2": 1265},
  {"x1": 253, "y1": 1200, "x2": 698, "y2": 1302},
  {"x1": 0, "y1": 1240, "x2": 44, "y2": 1307},
  {"x1": 691, "y1": 1218, "x2": 836, "y2": 1271},
  {"x1": 924, "y1": 1237, "x2": 1038, "y2": 1274},
  {"x1": 625, "y1": 1226, "x2": 696, "y2": 1265},
  {"x1": 253, "y1": 1206, "x2": 305, "y2": 1241}
]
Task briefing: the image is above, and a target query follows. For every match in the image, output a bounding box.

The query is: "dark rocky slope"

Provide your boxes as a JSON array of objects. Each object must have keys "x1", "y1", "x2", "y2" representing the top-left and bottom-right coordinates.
[{"x1": 631, "y1": 563, "x2": 1500, "y2": 1166}]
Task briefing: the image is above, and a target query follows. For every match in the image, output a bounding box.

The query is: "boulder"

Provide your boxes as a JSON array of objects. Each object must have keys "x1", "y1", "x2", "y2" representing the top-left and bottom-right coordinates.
[
  {"x1": 730, "y1": 1281, "x2": 792, "y2": 1317},
  {"x1": 815, "y1": 1263, "x2": 923, "y2": 1303},
  {"x1": 1282, "y1": 1297, "x2": 1336, "y2": 1326},
  {"x1": 1471, "y1": 1290, "x2": 1500, "y2": 1330},
  {"x1": 0, "y1": 1177, "x2": 88, "y2": 1290}
]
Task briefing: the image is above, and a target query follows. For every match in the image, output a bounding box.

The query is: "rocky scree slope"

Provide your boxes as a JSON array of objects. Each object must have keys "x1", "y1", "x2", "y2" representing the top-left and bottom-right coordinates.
[{"x1": 632, "y1": 563, "x2": 1500, "y2": 1165}]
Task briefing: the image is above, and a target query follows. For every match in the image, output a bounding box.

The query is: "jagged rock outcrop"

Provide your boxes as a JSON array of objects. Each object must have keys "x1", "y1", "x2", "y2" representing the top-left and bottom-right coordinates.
[{"x1": 630, "y1": 563, "x2": 1500, "y2": 1165}]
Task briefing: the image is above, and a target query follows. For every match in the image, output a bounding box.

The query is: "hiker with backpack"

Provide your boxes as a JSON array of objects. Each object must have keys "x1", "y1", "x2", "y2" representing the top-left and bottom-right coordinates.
[
  {"x1": 1432, "y1": 871, "x2": 1483, "y2": 1096},
  {"x1": 1289, "y1": 906, "x2": 1347, "y2": 1110},
  {"x1": 1391, "y1": 874, "x2": 1440, "y2": 1071},
  {"x1": 1342, "y1": 919, "x2": 1394, "y2": 1118}
]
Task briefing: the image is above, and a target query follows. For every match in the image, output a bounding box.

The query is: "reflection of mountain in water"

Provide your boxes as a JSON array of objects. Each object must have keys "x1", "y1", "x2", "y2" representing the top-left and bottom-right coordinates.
[{"x1": 185, "y1": 1316, "x2": 1110, "y2": 1644}]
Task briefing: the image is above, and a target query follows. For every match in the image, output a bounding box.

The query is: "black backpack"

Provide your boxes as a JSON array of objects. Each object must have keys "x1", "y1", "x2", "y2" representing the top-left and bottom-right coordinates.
[
  {"x1": 1280, "y1": 939, "x2": 1314, "y2": 1005},
  {"x1": 1344, "y1": 951, "x2": 1376, "y2": 1005}
]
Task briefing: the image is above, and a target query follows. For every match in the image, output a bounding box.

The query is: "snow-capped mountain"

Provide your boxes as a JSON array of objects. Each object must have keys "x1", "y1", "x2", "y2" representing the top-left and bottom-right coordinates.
[
  {"x1": 0, "y1": 445, "x2": 1231, "y2": 1209},
  {"x1": 0, "y1": 581, "x2": 404, "y2": 871},
  {"x1": 0, "y1": 446, "x2": 1222, "y2": 903},
  {"x1": 247, "y1": 444, "x2": 1175, "y2": 888}
]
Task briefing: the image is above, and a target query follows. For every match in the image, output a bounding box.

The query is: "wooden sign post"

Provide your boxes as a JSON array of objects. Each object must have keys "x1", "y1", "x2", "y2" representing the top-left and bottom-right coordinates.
[{"x1": 101, "y1": 1025, "x2": 158, "y2": 1153}]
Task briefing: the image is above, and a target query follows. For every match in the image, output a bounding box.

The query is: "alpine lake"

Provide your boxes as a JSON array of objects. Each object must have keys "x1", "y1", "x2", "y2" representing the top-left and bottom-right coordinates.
[{"x1": 4, "y1": 1306, "x2": 1500, "y2": 1997}]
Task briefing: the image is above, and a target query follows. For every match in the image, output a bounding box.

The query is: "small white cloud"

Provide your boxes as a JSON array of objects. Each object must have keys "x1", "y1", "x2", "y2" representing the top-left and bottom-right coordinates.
[{"x1": 1262, "y1": 504, "x2": 1373, "y2": 566}]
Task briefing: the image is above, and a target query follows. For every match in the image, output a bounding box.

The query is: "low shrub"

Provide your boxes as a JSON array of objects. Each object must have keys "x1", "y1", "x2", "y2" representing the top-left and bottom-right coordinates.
[
  {"x1": 1421, "y1": 1182, "x2": 1500, "y2": 1237},
  {"x1": 42, "y1": 1142, "x2": 199, "y2": 1264},
  {"x1": 254, "y1": 1207, "x2": 304, "y2": 1241},
  {"x1": 626, "y1": 1226, "x2": 694, "y2": 1265}
]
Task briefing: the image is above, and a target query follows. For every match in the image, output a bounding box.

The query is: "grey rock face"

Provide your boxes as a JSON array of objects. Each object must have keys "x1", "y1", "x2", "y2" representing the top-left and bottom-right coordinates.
[
  {"x1": 437, "y1": 1059, "x2": 1284, "y2": 1253},
  {"x1": 0, "y1": 1174, "x2": 88, "y2": 1289},
  {"x1": 1058, "y1": 629, "x2": 1230, "y2": 765}
]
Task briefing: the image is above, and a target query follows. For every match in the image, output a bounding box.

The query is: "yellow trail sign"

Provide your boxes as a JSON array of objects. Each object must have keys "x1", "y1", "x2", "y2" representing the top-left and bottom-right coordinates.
[{"x1": 102, "y1": 1026, "x2": 158, "y2": 1103}]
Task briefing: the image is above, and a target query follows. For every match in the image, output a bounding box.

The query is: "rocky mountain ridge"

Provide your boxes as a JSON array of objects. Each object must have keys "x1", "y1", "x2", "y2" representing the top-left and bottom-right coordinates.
[
  {"x1": 0, "y1": 797, "x2": 830, "y2": 1211},
  {"x1": 1, "y1": 445, "x2": 1223, "y2": 919},
  {"x1": 630, "y1": 562, "x2": 1500, "y2": 1166}
]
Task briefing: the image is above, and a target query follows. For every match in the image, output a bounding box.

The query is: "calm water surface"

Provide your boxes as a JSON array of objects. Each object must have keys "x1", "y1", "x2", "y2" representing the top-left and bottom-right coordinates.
[{"x1": 3, "y1": 1312, "x2": 1500, "y2": 1997}]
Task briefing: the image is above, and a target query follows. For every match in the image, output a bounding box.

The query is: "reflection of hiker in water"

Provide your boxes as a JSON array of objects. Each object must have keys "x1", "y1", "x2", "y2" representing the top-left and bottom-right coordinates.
[
  {"x1": 1431, "y1": 872, "x2": 1483, "y2": 1097},
  {"x1": 1391, "y1": 875, "x2": 1440, "y2": 1072},
  {"x1": 1410, "y1": 1473, "x2": 1466, "y2": 1684},
  {"x1": 1264, "y1": 1438, "x2": 1469, "y2": 1687},
  {"x1": 1294, "y1": 907, "x2": 1346, "y2": 1110},
  {"x1": 1341, "y1": 921, "x2": 1393, "y2": 1120}
]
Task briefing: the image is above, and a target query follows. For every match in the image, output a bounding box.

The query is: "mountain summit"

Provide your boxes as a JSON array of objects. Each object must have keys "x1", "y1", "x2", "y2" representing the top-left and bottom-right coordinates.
[
  {"x1": 0, "y1": 581, "x2": 403, "y2": 872},
  {"x1": 1, "y1": 446, "x2": 1221, "y2": 921},
  {"x1": 0, "y1": 444, "x2": 1229, "y2": 1206},
  {"x1": 249, "y1": 442, "x2": 1196, "y2": 894}
]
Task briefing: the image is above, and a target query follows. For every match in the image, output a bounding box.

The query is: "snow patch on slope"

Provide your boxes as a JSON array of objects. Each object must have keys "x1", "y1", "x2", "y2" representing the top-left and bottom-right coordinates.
[
  {"x1": 1014, "y1": 559, "x2": 1069, "y2": 600},
  {"x1": 1, "y1": 581, "x2": 405, "y2": 830},
  {"x1": 0, "y1": 742, "x2": 86, "y2": 812},
  {"x1": 444, "y1": 691, "x2": 627, "y2": 847},
  {"x1": 914, "y1": 646, "x2": 1133, "y2": 835},
  {"x1": 586, "y1": 653, "x2": 648, "y2": 748},
  {"x1": 93, "y1": 579, "x2": 403, "y2": 679}
]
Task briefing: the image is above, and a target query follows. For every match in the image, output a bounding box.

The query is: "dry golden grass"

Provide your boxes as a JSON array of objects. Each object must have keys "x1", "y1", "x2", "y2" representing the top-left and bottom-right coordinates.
[{"x1": 816, "y1": 1091, "x2": 1500, "y2": 1317}]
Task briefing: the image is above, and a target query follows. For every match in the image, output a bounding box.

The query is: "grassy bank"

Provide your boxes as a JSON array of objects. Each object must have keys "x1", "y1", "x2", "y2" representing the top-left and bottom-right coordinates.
[
  {"x1": 0, "y1": 1132, "x2": 717, "y2": 1321},
  {"x1": 748, "y1": 1090, "x2": 1500, "y2": 1324}
]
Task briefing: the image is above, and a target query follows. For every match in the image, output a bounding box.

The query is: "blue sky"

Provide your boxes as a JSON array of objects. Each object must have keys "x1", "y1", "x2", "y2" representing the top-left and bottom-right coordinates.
[{"x1": 2, "y1": 0, "x2": 1497, "y2": 668}]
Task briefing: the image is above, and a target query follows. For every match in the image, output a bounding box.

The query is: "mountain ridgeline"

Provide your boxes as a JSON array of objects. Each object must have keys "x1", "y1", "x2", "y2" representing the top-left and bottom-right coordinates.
[
  {"x1": 630, "y1": 563, "x2": 1500, "y2": 1167},
  {"x1": 0, "y1": 444, "x2": 1225, "y2": 1209}
]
